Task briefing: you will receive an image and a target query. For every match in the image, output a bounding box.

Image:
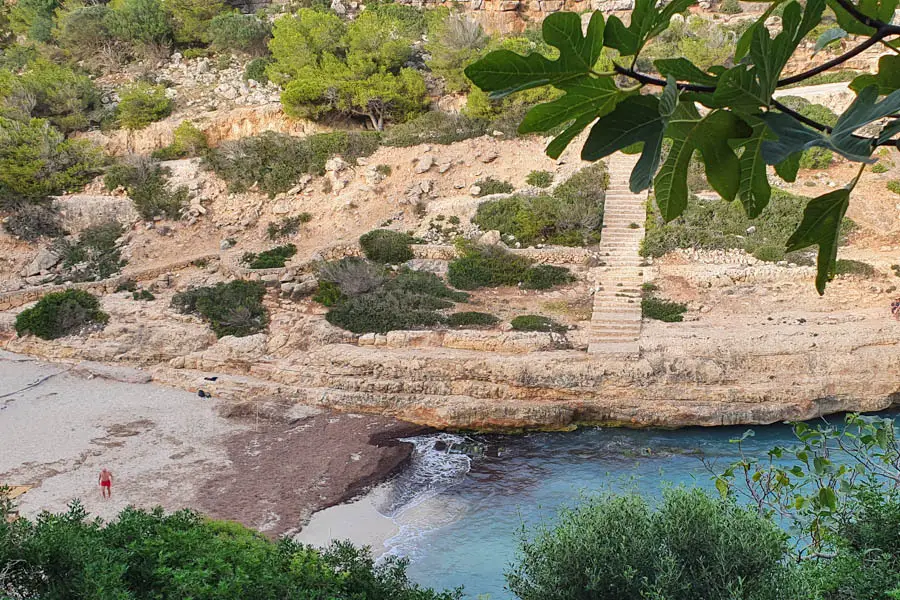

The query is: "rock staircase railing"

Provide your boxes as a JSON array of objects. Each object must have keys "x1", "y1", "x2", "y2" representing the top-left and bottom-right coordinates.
[{"x1": 587, "y1": 153, "x2": 648, "y2": 357}]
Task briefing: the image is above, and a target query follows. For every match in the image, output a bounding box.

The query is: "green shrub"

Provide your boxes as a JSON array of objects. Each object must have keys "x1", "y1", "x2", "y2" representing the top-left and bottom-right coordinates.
[
  {"x1": 116, "y1": 83, "x2": 173, "y2": 130},
  {"x1": 425, "y1": 12, "x2": 488, "y2": 93},
  {"x1": 132, "y1": 289, "x2": 155, "y2": 301},
  {"x1": 325, "y1": 289, "x2": 450, "y2": 334},
  {"x1": 553, "y1": 163, "x2": 609, "y2": 204},
  {"x1": 510, "y1": 314, "x2": 567, "y2": 333},
  {"x1": 209, "y1": 11, "x2": 271, "y2": 55},
  {"x1": 446, "y1": 311, "x2": 498, "y2": 328},
  {"x1": 381, "y1": 111, "x2": 488, "y2": 147},
  {"x1": 15, "y1": 289, "x2": 109, "y2": 339},
  {"x1": 241, "y1": 244, "x2": 296, "y2": 269},
  {"x1": 798, "y1": 147, "x2": 833, "y2": 170},
  {"x1": 151, "y1": 121, "x2": 208, "y2": 160},
  {"x1": 752, "y1": 245, "x2": 785, "y2": 262},
  {"x1": 359, "y1": 229, "x2": 416, "y2": 263},
  {"x1": 9, "y1": 0, "x2": 58, "y2": 41},
  {"x1": 267, "y1": 214, "x2": 310, "y2": 240},
  {"x1": 104, "y1": 156, "x2": 187, "y2": 220},
  {"x1": 0, "y1": 118, "x2": 104, "y2": 205},
  {"x1": 376, "y1": 164, "x2": 392, "y2": 176},
  {"x1": 521, "y1": 264, "x2": 575, "y2": 290},
  {"x1": 835, "y1": 259, "x2": 876, "y2": 277},
  {"x1": 59, "y1": 222, "x2": 126, "y2": 282},
  {"x1": 243, "y1": 57, "x2": 273, "y2": 84},
  {"x1": 204, "y1": 131, "x2": 380, "y2": 197},
  {"x1": 526, "y1": 170, "x2": 554, "y2": 188},
  {"x1": 474, "y1": 177, "x2": 514, "y2": 196},
  {"x1": 871, "y1": 161, "x2": 891, "y2": 173},
  {"x1": 171, "y1": 280, "x2": 268, "y2": 337},
  {"x1": 55, "y1": 5, "x2": 114, "y2": 64},
  {"x1": 447, "y1": 243, "x2": 573, "y2": 291},
  {"x1": 887, "y1": 180, "x2": 900, "y2": 195},
  {"x1": 166, "y1": 0, "x2": 226, "y2": 45},
  {"x1": 115, "y1": 279, "x2": 138, "y2": 292},
  {"x1": 312, "y1": 280, "x2": 344, "y2": 306},
  {"x1": 642, "y1": 296, "x2": 688, "y2": 322},
  {"x1": 386, "y1": 268, "x2": 469, "y2": 302},
  {"x1": 4, "y1": 203, "x2": 65, "y2": 240},
  {"x1": 104, "y1": 0, "x2": 173, "y2": 48},
  {"x1": 719, "y1": 0, "x2": 743, "y2": 13},
  {"x1": 3, "y1": 59, "x2": 101, "y2": 133}
]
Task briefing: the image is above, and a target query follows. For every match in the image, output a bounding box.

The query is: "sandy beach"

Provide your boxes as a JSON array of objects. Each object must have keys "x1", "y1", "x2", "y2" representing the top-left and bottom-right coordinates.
[{"x1": 0, "y1": 350, "x2": 424, "y2": 535}]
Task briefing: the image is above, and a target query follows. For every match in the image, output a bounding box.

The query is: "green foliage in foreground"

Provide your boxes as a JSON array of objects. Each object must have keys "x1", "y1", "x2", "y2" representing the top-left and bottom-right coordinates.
[
  {"x1": 171, "y1": 280, "x2": 268, "y2": 338},
  {"x1": 0, "y1": 503, "x2": 461, "y2": 600},
  {"x1": 448, "y1": 243, "x2": 574, "y2": 291},
  {"x1": 204, "y1": 131, "x2": 380, "y2": 197},
  {"x1": 463, "y1": 4, "x2": 900, "y2": 294},
  {"x1": 15, "y1": 289, "x2": 109, "y2": 339}
]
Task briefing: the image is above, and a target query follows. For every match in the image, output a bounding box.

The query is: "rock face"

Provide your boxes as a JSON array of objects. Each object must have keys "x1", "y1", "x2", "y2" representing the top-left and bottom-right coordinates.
[{"x1": 52, "y1": 195, "x2": 140, "y2": 232}]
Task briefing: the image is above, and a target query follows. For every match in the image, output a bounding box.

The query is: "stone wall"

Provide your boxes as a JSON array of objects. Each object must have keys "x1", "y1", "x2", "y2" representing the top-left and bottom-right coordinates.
[{"x1": 52, "y1": 195, "x2": 140, "y2": 233}]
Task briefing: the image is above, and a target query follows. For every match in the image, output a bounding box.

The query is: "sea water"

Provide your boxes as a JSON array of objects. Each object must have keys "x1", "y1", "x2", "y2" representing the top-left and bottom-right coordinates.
[{"x1": 373, "y1": 417, "x2": 896, "y2": 599}]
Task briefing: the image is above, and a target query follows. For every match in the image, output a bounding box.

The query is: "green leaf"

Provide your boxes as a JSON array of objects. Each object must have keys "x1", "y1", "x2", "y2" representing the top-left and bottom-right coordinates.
[
  {"x1": 654, "y1": 58, "x2": 720, "y2": 86},
  {"x1": 737, "y1": 119, "x2": 772, "y2": 218},
  {"x1": 735, "y1": 0, "x2": 788, "y2": 61},
  {"x1": 713, "y1": 66, "x2": 767, "y2": 111},
  {"x1": 582, "y1": 94, "x2": 671, "y2": 192},
  {"x1": 814, "y1": 27, "x2": 847, "y2": 54},
  {"x1": 774, "y1": 152, "x2": 801, "y2": 182},
  {"x1": 785, "y1": 187, "x2": 851, "y2": 294},
  {"x1": 813, "y1": 456, "x2": 830, "y2": 475},
  {"x1": 654, "y1": 107, "x2": 752, "y2": 221},
  {"x1": 818, "y1": 486, "x2": 838, "y2": 510},
  {"x1": 464, "y1": 11, "x2": 606, "y2": 98},
  {"x1": 849, "y1": 54, "x2": 900, "y2": 95},
  {"x1": 715, "y1": 478, "x2": 729, "y2": 497},
  {"x1": 602, "y1": 0, "x2": 694, "y2": 55},
  {"x1": 827, "y1": 0, "x2": 898, "y2": 35}
]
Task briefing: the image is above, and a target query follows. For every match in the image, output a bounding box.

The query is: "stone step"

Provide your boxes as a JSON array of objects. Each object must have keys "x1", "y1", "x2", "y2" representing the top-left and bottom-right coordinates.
[{"x1": 587, "y1": 341, "x2": 641, "y2": 355}]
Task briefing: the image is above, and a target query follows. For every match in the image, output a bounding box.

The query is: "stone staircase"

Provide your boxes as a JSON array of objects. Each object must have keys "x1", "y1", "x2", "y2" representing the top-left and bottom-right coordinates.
[{"x1": 587, "y1": 153, "x2": 648, "y2": 357}]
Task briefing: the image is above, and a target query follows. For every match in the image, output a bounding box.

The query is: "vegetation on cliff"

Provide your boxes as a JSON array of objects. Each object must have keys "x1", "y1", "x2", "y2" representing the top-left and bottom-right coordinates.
[
  {"x1": 448, "y1": 242, "x2": 574, "y2": 291},
  {"x1": 15, "y1": 289, "x2": 109, "y2": 339},
  {"x1": 171, "y1": 280, "x2": 268, "y2": 338}
]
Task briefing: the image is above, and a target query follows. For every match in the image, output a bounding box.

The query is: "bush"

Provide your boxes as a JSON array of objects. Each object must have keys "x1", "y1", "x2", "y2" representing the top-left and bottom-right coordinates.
[
  {"x1": 151, "y1": 121, "x2": 208, "y2": 160},
  {"x1": 386, "y1": 269, "x2": 469, "y2": 302},
  {"x1": 241, "y1": 244, "x2": 296, "y2": 269},
  {"x1": 166, "y1": 0, "x2": 226, "y2": 45},
  {"x1": 203, "y1": 131, "x2": 380, "y2": 197},
  {"x1": 267, "y1": 214, "x2": 310, "y2": 240},
  {"x1": 104, "y1": 156, "x2": 187, "y2": 220},
  {"x1": 171, "y1": 280, "x2": 268, "y2": 337},
  {"x1": 104, "y1": 0, "x2": 173, "y2": 49},
  {"x1": 835, "y1": 259, "x2": 876, "y2": 278},
  {"x1": 446, "y1": 311, "x2": 498, "y2": 328},
  {"x1": 871, "y1": 161, "x2": 891, "y2": 173},
  {"x1": 642, "y1": 296, "x2": 688, "y2": 322},
  {"x1": 0, "y1": 118, "x2": 104, "y2": 205},
  {"x1": 798, "y1": 147, "x2": 833, "y2": 170},
  {"x1": 60, "y1": 222, "x2": 126, "y2": 282},
  {"x1": 507, "y1": 489, "x2": 793, "y2": 600},
  {"x1": 719, "y1": 0, "x2": 743, "y2": 14},
  {"x1": 317, "y1": 257, "x2": 386, "y2": 296},
  {"x1": 132, "y1": 289, "x2": 155, "y2": 301},
  {"x1": 15, "y1": 289, "x2": 109, "y2": 339},
  {"x1": 325, "y1": 289, "x2": 450, "y2": 334},
  {"x1": 9, "y1": 0, "x2": 59, "y2": 42},
  {"x1": 526, "y1": 170, "x2": 554, "y2": 188},
  {"x1": 553, "y1": 163, "x2": 609, "y2": 205},
  {"x1": 243, "y1": 57, "x2": 273, "y2": 84},
  {"x1": 425, "y1": 12, "x2": 488, "y2": 93},
  {"x1": 474, "y1": 177, "x2": 514, "y2": 196},
  {"x1": 752, "y1": 245, "x2": 785, "y2": 262},
  {"x1": 521, "y1": 264, "x2": 575, "y2": 290},
  {"x1": 887, "y1": 180, "x2": 900, "y2": 195},
  {"x1": 359, "y1": 229, "x2": 416, "y2": 263},
  {"x1": 4, "y1": 59, "x2": 101, "y2": 132},
  {"x1": 510, "y1": 314, "x2": 567, "y2": 333},
  {"x1": 209, "y1": 11, "x2": 271, "y2": 56},
  {"x1": 4, "y1": 203, "x2": 65, "y2": 240},
  {"x1": 376, "y1": 164, "x2": 392, "y2": 176},
  {"x1": 312, "y1": 280, "x2": 344, "y2": 306},
  {"x1": 447, "y1": 243, "x2": 574, "y2": 291},
  {"x1": 55, "y1": 4, "x2": 115, "y2": 64},
  {"x1": 116, "y1": 83, "x2": 173, "y2": 130},
  {"x1": 381, "y1": 111, "x2": 488, "y2": 147}
]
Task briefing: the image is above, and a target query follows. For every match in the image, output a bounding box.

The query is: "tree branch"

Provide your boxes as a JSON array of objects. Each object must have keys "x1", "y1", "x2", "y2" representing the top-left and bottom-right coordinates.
[{"x1": 777, "y1": 32, "x2": 886, "y2": 87}]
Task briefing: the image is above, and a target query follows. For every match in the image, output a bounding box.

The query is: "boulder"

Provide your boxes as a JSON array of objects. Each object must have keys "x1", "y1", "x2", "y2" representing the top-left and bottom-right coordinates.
[
  {"x1": 20, "y1": 249, "x2": 61, "y2": 277},
  {"x1": 414, "y1": 154, "x2": 435, "y2": 174}
]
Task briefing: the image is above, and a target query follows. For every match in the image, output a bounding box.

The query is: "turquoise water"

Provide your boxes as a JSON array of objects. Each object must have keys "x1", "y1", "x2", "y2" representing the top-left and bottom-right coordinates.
[{"x1": 377, "y1": 418, "x2": 894, "y2": 599}]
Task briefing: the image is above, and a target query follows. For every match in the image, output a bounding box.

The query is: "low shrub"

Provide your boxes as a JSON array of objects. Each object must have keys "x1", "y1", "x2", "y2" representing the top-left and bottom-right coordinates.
[
  {"x1": 104, "y1": 156, "x2": 187, "y2": 220},
  {"x1": 208, "y1": 11, "x2": 270, "y2": 55},
  {"x1": 116, "y1": 279, "x2": 138, "y2": 292},
  {"x1": 241, "y1": 244, "x2": 296, "y2": 269},
  {"x1": 752, "y1": 245, "x2": 785, "y2": 263},
  {"x1": 381, "y1": 111, "x2": 487, "y2": 147},
  {"x1": 521, "y1": 265, "x2": 575, "y2": 290},
  {"x1": 116, "y1": 82, "x2": 173, "y2": 130},
  {"x1": 267, "y1": 214, "x2": 310, "y2": 240},
  {"x1": 204, "y1": 131, "x2": 380, "y2": 197},
  {"x1": 243, "y1": 57, "x2": 273, "y2": 84},
  {"x1": 835, "y1": 259, "x2": 876, "y2": 278},
  {"x1": 317, "y1": 257, "x2": 386, "y2": 297},
  {"x1": 4, "y1": 204, "x2": 65, "y2": 240},
  {"x1": 132, "y1": 289, "x2": 155, "y2": 301},
  {"x1": 359, "y1": 229, "x2": 416, "y2": 263},
  {"x1": 15, "y1": 289, "x2": 109, "y2": 339},
  {"x1": 642, "y1": 296, "x2": 688, "y2": 322},
  {"x1": 871, "y1": 161, "x2": 891, "y2": 174},
  {"x1": 376, "y1": 164, "x2": 392, "y2": 176},
  {"x1": 887, "y1": 180, "x2": 900, "y2": 195},
  {"x1": 474, "y1": 178, "x2": 514, "y2": 196},
  {"x1": 151, "y1": 121, "x2": 208, "y2": 160},
  {"x1": 553, "y1": 163, "x2": 609, "y2": 205},
  {"x1": 386, "y1": 268, "x2": 469, "y2": 301},
  {"x1": 312, "y1": 280, "x2": 344, "y2": 306},
  {"x1": 447, "y1": 243, "x2": 573, "y2": 291},
  {"x1": 60, "y1": 222, "x2": 125, "y2": 282},
  {"x1": 171, "y1": 280, "x2": 268, "y2": 337},
  {"x1": 719, "y1": 0, "x2": 742, "y2": 13},
  {"x1": 510, "y1": 314, "x2": 567, "y2": 333},
  {"x1": 799, "y1": 147, "x2": 833, "y2": 170},
  {"x1": 446, "y1": 311, "x2": 498, "y2": 328},
  {"x1": 325, "y1": 289, "x2": 450, "y2": 334},
  {"x1": 526, "y1": 170, "x2": 554, "y2": 188}
]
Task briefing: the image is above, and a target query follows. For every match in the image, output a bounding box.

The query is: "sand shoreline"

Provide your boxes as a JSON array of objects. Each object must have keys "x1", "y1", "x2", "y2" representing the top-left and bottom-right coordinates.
[{"x1": 0, "y1": 350, "x2": 425, "y2": 536}]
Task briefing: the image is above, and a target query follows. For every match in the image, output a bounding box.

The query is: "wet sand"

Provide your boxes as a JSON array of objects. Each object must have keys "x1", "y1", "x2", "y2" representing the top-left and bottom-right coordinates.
[{"x1": 0, "y1": 350, "x2": 424, "y2": 535}]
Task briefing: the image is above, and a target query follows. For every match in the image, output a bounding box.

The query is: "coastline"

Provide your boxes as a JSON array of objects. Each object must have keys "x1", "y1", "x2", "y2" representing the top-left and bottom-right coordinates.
[{"x1": 0, "y1": 350, "x2": 425, "y2": 537}]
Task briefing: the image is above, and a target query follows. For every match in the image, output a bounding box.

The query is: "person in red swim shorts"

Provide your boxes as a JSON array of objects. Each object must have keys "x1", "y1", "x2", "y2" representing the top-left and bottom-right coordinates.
[{"x1": 98, "y1": 468, "x2": 113, "y2": 499}]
